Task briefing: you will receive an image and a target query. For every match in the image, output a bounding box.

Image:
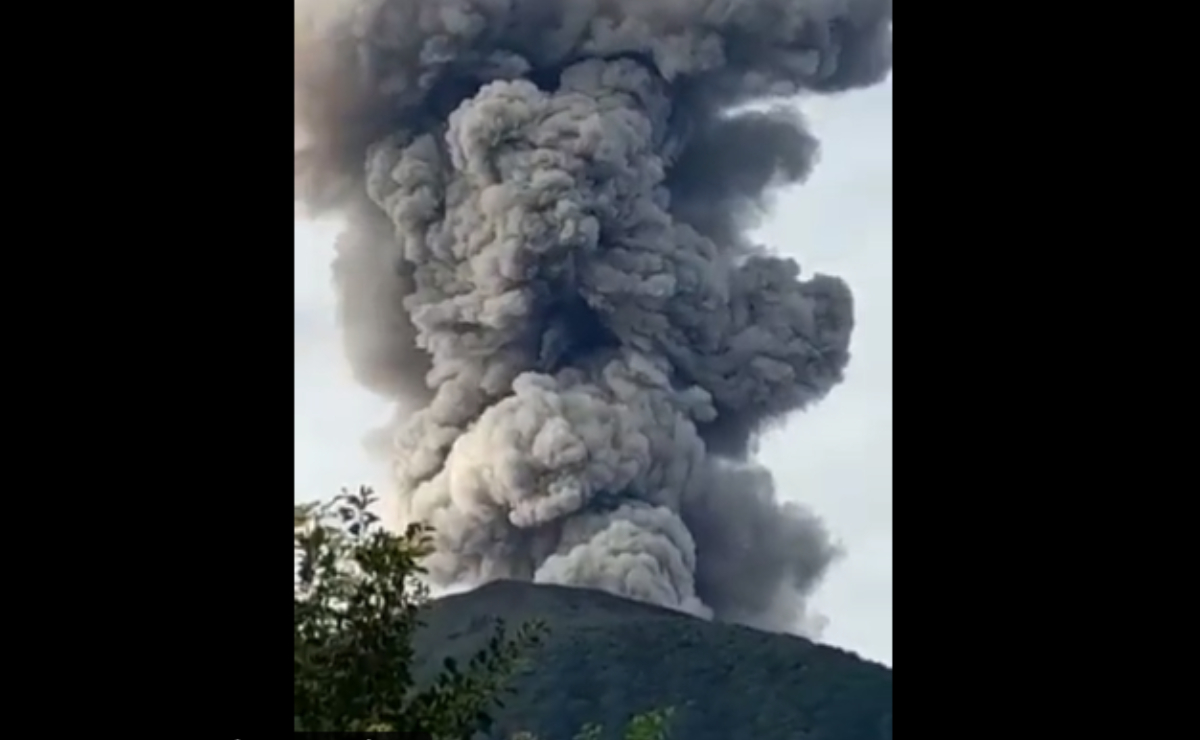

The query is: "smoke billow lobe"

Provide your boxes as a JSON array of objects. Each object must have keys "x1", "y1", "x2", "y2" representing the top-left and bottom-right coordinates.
[{"x1": 295, "y1": 0, "x2": 892, "y2": 633}]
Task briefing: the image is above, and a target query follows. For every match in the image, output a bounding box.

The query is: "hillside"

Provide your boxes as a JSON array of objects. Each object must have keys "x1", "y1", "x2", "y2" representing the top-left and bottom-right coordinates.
[{"x1": 413, "y1": 581, "x2": 892, "y2": 740}]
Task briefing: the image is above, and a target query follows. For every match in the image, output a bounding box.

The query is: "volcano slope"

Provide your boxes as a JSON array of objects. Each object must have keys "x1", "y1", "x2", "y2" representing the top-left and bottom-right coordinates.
[{"x1": 413, "y1": 581, "x2": 892, "y2": 740}]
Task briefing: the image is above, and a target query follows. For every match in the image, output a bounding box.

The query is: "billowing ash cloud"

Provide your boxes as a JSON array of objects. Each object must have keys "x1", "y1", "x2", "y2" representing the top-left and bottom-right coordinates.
[{"x1": 295, "y1": 0, "x2": 892, "y2": 632}]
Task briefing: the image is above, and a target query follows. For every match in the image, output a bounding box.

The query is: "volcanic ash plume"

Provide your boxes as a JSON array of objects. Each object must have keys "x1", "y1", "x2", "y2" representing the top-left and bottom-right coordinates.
[{"x1": 295, "y1": 0, "x2": 892, "y2": 632}]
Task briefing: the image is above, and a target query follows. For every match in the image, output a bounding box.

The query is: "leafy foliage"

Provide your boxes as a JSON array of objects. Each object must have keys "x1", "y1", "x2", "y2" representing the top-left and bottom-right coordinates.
[
  {"x1": 293, "y1": 486, "x2": 673, "y2": 740},
  {"x1": 293, "y1": 487, "x2": 543, "y2": 736}
]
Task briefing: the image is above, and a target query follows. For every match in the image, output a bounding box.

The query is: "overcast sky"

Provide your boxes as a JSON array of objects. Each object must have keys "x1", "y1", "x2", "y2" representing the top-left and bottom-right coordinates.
[{"x1": 293, "y1": 78, "x2": 892, "y2": 666}]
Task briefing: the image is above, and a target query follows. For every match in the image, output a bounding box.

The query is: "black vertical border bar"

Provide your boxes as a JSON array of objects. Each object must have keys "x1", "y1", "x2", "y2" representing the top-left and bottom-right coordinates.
[
  {"x1": 11, "y1": 0, "x2": 294, "y2": 729},
  {"x1": 112, "y1": 1, "x2": 296, "y2": 734},
  {"x1": 893, "y1": 4, "x2": 1142, "y2": 738}
]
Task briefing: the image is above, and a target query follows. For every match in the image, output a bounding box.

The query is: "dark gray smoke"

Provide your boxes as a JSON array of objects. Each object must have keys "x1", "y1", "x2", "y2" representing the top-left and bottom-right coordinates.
[{"x1": 295, "y1": 0, "x2": 892, "y2": 633}]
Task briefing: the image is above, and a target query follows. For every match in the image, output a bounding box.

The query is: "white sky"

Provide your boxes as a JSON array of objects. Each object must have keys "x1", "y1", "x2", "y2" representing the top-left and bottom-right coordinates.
[{"x1": 293, "y1": 78, "x2": 892, "y2": 666}]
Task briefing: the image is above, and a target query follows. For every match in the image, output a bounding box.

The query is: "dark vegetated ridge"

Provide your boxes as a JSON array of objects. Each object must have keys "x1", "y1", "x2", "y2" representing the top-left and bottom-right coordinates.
[{"x1": 413, "y1": 581, "x2": 892, "y2": 740}]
